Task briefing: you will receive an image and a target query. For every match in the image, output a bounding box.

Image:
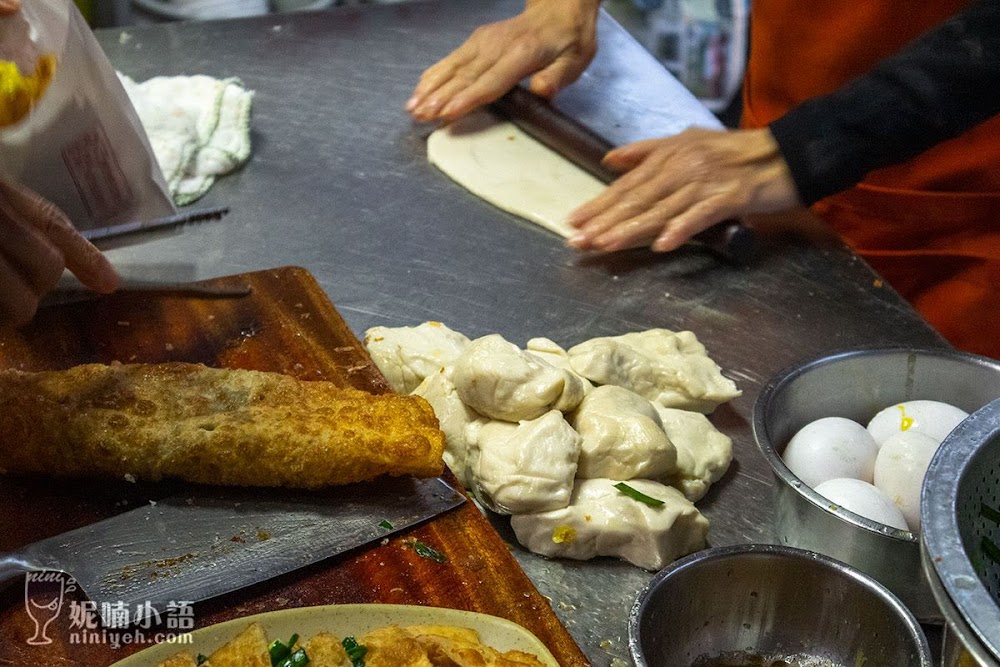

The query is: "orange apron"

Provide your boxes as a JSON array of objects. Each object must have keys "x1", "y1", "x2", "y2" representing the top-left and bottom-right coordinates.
[{"x1": 741, "y1": 0, "x2": 1000, "y2": 359}]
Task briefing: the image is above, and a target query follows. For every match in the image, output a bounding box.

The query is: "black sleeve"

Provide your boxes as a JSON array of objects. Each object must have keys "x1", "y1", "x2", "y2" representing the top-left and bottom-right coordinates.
[{"x1": 767, "y1": 0, "x2": 1000, "y2": 206}]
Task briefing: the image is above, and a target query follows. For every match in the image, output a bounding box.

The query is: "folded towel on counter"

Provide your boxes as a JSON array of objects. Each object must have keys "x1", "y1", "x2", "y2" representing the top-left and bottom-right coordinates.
[{"x1": 119, "y1": 73, "x2": 254, "y2": 205}]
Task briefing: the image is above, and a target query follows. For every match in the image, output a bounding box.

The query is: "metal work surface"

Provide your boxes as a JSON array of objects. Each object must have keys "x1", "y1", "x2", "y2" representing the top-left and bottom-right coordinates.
[{"x1": 96, "y1": 2, "x2": 947, "y2": 664}]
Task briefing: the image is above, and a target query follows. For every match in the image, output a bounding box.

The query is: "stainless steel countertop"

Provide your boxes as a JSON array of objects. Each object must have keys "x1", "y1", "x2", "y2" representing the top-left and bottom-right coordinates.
[{"x1": 96, "y1": 2, "x2": 947, "y2": 664}]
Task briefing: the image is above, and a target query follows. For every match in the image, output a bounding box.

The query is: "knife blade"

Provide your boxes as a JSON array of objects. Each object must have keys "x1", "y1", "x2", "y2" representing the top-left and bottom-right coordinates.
[
  {"x1": 0, "y1": 477, "x2": 465, "y2": 627},
  {"x1": 489, "y1": 86, "x2": 755, "y2": 263},
  {"x1": 81, "y1": 206, "x2": 230, "y2": 242}
]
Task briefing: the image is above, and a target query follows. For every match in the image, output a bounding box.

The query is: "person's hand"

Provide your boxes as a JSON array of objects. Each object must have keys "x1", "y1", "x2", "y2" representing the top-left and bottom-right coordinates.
[
  {"x1": 0, "y1": 178, "x2": 119, "y2": 326},
  {"x1": 566, "y1": 127, "x2": 802, "y2": 253},
  {"x1": 407, "y1": 0, "x2": 601, "y2": 122},
  {"x1": 0, "y1": 0, "x2": 21, "y2": 15}
]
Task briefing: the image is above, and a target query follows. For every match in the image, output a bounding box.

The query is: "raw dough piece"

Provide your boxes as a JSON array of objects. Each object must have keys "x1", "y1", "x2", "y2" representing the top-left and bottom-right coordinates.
[
  {"x1": 411, "y1": 366, "x2": 481, "y2": 487},
  {"x1": 467, "y1": 410, "x2": 581, "y2": 514},
  {"x1": 510, "y1": 478, "x2": 709, "y2": 570},
  {"x1": 452, "y1": 334, "x2": 586, "y2": 421},
  {"x1": 364, "y1": 321, "x2": 470, "y2": 394},
  {"x1": 654, "y1": 405, "x2": 733, "y2": 501},
  {"x1": 525, "y1": 337, "x2": 594, "y2": 394},
  {"x1": 427, "y1": 109, "x2": 606, "y2": 237},
  {"x1": 569, "y1": 385, "x2": 677, "y2": 480},
  {"x1": 568, "y1": 329, "x2": 741, "y2": 413}
]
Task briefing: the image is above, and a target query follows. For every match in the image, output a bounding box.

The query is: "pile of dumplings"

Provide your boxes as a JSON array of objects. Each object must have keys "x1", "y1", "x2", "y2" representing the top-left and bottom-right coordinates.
[{"x1": 363, "y1": 322, "x2": 741, "y2": 571}]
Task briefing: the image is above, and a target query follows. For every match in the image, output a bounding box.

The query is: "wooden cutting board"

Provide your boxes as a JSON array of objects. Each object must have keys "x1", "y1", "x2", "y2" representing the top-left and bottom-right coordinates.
[{"x1": 0, "y1": 266, "x2": 590, "y2": 666}]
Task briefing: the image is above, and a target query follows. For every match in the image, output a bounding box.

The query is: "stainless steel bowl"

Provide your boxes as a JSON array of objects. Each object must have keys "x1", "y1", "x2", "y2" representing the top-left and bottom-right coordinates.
[
  {"x1": 922, "y1": 397, "x2": 1000, "y2": 666},
  {"x1": 628, "y1": 543, "x2": 932, "y2": 667},
  {"x1": 752, "y1": 347, "x2": 1000, "y2": 622}
]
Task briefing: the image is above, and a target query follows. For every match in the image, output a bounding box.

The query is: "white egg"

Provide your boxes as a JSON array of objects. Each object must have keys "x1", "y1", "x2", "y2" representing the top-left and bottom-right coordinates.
[
  {"x1": 867, "y1": 400, "x2": 969, "y2": 447},
  {"x1": 873, "y1": 430, "x2": 940, "y2": 532},
  {"x1": 814, "y1": 478, "x2": 910, "y2": 531},
  {"x1": 782, "y1": 417, "x2": 879, "y2": 488}
]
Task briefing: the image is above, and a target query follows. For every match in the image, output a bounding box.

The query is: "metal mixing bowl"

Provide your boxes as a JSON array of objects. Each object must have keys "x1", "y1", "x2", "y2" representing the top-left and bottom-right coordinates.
[
  {"x1": 922, "y1": 397, "x2": 1000, "y2": 666},
  {"x1": 628, "y1": 543, "x2": 931, "y2": 667},
  {"x1": 752, "y1": 347, "x2": 1000, "y2": 622}
]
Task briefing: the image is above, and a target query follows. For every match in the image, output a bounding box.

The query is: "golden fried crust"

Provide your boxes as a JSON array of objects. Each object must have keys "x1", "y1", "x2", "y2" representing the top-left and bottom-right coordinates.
[
  {"x1": 304, "y1": 632, "x2": 351, "y2": 667},
  {"x1": 155, "y1": 654, "x2": 198, "y2": 667},
  {"x1": 358, "y1": 626, "x2": 435, "y2": 667},
  {"x1": 202, "y1": 622, "x2": 269, "y2": 667},
  {"x1": 0, "y1": 362, "x2": 444, "y2": 487}
]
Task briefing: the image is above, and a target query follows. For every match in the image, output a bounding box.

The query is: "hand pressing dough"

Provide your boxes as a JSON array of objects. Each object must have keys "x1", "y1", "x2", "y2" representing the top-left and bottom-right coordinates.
[
  {"x1": 411, "y1": 366, "x2": 481, "y2": 487},
  {"x1": 569, "y1": 385, "x2": 677, "y2": 480},
  {"x1": 510, "y1": 478, "x2": 709, "y2": 571},
  {"x1": 364, "y1": 321, "x2": 470, "y2": 394},
  {"x1": 568, "y1": 329, "x2": 741, "y2": 413},
  {"x1": 467, "y1": 410, "x2": 581, "y2": 514},
  {"x1": 427, "y1": 109, "x2": 606, "y2": 238},
  {"x1": 654, "y1": 405, "x2": 733, "y2": 501},
  {"x1": 452, "y1": 334, "x2": 586, "y2": 421}
]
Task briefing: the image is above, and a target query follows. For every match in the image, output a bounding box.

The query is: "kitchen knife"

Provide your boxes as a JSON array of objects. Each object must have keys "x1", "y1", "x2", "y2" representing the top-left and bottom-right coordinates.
[
  {"x1": 490, "y1": 86, "x2": 755, "y2": 263},
  {"x1": 0, "y1": 477, "x2": 464, "y2": 627},
  {"x1": 82, "y1": 205, "x2": 230, "y2": 241}
]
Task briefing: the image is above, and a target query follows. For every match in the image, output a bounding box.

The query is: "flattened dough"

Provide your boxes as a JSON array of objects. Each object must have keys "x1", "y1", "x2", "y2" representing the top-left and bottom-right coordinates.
[{"x1": 427, "y1": 109, "x2": 606, "y2": 237}]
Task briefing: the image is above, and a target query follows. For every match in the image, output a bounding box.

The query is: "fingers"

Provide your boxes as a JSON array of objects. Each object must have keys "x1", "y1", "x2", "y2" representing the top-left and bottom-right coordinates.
[
  {"x1": 602, "y1": 139, "x2": 661, "y2": 171},
  {"x1": 0, "y1": 190, "x2": 64, "y2": 325},
  {"x1": 565, "y1": 128, "x2": 801, "y2": 255},
  {"x1": 0, "y1": 179, "x2": 119, "y2": 294},
  {"x1": 0, "y1": 0, "x2": 20, "y2": 15},
  {"x1": 529, "y1": 51, "x2": 592, "y2": 99},
  {"x1": 0, "y1": 197, "x2": 63, "y2": 293},
  {"x1": 436, "y1": 47, "x2": 541, "y2": 121},
  {"x1": 408, "y1": 3, "x2": 599, "y2": 122},
  {"x1": 0, "y1": 256, "x2": 40, "y2": 326}
]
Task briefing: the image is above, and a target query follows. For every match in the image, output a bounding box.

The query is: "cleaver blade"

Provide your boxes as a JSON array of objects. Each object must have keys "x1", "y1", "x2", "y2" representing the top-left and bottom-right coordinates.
[
  {"x1": 490, "y1": 86, "x2": 756, "y2": 263},
  {"x1": 1, "y1": 477, "x2": 464, "y2": 626}
]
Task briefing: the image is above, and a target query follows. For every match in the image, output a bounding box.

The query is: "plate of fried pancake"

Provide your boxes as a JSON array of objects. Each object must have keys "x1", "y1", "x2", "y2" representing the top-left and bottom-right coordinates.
[{"x1": 113, "y1": 603, "x2": 559, "y2": 667}]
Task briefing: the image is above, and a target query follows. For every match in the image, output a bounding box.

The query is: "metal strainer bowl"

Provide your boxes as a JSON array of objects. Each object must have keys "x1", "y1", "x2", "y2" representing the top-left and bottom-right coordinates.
[{"x1": 922, "y1": 397, "x2": 1000, "y2": 665}]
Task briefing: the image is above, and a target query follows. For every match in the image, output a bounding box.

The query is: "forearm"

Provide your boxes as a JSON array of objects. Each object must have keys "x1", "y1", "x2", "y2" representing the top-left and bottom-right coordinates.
[{"x1": 769, "y1": 0, "x2": 1000, "y2": 205}]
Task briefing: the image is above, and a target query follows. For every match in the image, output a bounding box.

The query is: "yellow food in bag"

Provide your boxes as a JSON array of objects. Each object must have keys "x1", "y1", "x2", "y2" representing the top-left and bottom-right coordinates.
[{"x1": 0, "y1": 54, "x2": 57, "y2": 127}]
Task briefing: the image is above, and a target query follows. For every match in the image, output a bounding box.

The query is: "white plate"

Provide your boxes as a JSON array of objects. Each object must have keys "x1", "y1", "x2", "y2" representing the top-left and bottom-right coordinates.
[{"x1": 112, "y1": 603, "x2": 560, "y2": 666}]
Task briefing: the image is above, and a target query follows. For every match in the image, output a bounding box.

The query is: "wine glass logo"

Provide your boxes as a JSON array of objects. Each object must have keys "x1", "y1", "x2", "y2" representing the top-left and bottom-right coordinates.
[{"x1": 24, "y1": 571, "x2": 71, "y2": 646}]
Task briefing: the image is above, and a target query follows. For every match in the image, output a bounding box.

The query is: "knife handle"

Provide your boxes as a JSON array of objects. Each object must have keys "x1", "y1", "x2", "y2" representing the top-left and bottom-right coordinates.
[{"x1": 491, "y1": 86, "x2": 756, "y2": 263}]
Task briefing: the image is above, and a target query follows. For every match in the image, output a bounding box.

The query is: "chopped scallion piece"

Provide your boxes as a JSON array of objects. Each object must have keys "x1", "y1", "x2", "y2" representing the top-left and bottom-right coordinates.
[
  {"x1": 342, "y1": 636, "x2": 368, "y2": 666},
  {"x1": 412, "y1": 540, "x2": 447, "y2": 563},
  {"x1": 269, "y1": 634, "x2": 300, "y2": 665},
  {"x1": 275, "y1": 647, "x2": 310, "y2": 667},
  {"x1": 378, "y1": 519, "x2": 394, "y2": 530},
  {"x1": 614, "y1": 482, "x2": 664, "y2": 507}
]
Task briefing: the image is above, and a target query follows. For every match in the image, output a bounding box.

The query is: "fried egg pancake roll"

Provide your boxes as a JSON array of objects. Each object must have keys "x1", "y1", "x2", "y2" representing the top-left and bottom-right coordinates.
[{"x1": 0, "y1": 362, "x2": 445, "y2": 487}]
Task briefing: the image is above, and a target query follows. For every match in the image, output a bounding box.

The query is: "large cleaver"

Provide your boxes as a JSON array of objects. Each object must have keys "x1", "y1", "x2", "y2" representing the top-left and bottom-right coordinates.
[
  {"x1": 490, "y1": 86, "x2": 756, "y2": 263},
  {"x1": 0, "y1": 477, "x2": 463, "y2": 626}
]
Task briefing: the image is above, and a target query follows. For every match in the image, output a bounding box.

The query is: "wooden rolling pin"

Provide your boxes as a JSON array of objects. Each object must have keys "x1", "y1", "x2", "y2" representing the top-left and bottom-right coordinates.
[{"x1": 490, "y1": 86, "x2": 755, "y2": 263}]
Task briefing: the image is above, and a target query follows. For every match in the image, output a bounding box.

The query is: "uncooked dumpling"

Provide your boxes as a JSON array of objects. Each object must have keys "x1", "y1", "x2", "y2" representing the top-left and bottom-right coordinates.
[
  {"x1": 525, "y1": 337, "x2": 593, "y2": 394},
  {"x1": 654, "y1": 405, "x2": 733, "y2": 501},
  {"x1": 569, "y1": 385, "x2": 677, "y2": 480},
  {"x1": 364, "y1": 321, "x2": 470, "y2": 394},
  {"x1": 467, "y1": 410, "x2": 581, "y2": 514},
  {"x1": 452, "y1": 334, "x2": 586, "y2": 421},
  {"x1": 568, "y1": 329, "x2": 740, "y2": 413},
  {"x1": 411, "y1": 366, "x2": 481, "y2": 487},
  {"x1": 510, "y1": 478, "x2": 709, "y2": 571},
  {"x1": 427, "y1": 109, "x2": 606, "y2": 238}
]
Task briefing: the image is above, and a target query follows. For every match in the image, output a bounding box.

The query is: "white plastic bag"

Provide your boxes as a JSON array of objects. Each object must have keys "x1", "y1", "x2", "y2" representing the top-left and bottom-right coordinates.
[{"x1": 0, "y1": 0, "x2": 175, "y2": 232}]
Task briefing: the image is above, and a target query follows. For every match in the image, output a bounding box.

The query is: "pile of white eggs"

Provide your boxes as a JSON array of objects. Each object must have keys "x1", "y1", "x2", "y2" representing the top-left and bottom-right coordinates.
[{"x1": 782, "y1": 400, "x2": 970, "y2": 532}]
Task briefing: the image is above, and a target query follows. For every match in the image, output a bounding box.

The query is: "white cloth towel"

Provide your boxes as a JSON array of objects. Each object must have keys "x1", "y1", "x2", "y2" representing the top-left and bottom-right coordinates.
[{"x1": 119, "y1": 73, "x2": 254, "y2": 205}]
